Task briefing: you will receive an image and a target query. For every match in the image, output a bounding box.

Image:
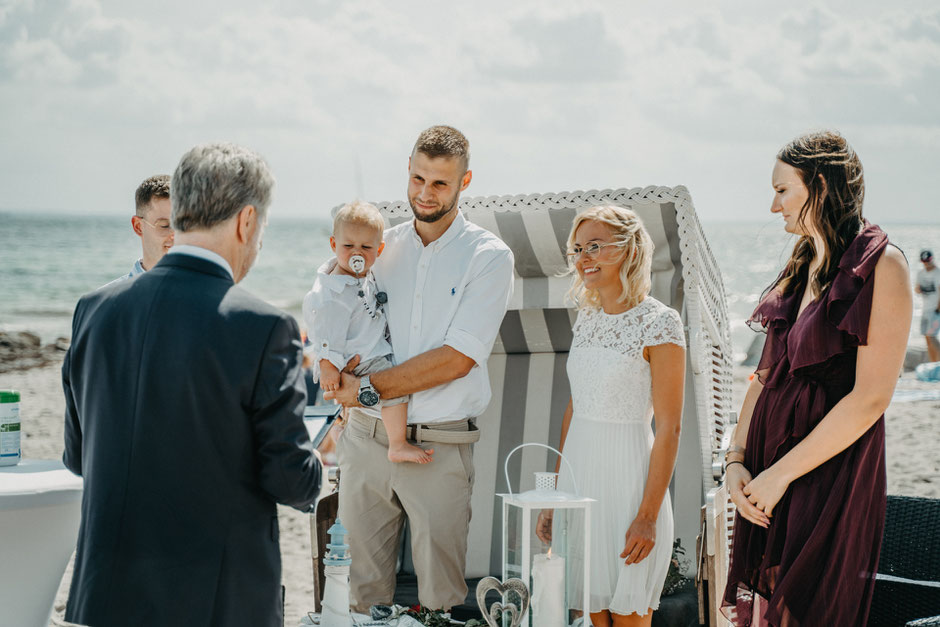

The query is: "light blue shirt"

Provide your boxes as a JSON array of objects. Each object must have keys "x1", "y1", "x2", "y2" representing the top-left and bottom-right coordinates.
[{"x1": 101, "y1": 259, "x2": 146, "y2": 289}]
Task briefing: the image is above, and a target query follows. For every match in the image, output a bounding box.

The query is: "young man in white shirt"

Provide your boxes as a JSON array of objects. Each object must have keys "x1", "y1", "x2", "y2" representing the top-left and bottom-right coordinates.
[
  {"x1": 326, "y1": 126, "x2": 514, "y2": 612},
  {"x1": 915, "y1": 249, "x2": 940, "y2": 362}
]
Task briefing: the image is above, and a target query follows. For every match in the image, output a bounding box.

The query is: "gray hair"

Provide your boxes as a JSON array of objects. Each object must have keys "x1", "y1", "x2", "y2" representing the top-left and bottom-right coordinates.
[{"x1": 170, "y1": 142, "x2": 274, "y2": 232}]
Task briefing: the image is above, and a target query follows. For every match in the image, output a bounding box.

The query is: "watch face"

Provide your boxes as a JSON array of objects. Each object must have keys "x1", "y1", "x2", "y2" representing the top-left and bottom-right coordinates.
[{"x1": 358, "y1": 389, "x2": 379, "y2": 407}]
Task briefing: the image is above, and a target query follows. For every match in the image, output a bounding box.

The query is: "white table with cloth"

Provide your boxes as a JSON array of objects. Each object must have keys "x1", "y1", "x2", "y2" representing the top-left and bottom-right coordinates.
[{"x1": 0, "y1": 459, "x2": 83, "y2": 627}]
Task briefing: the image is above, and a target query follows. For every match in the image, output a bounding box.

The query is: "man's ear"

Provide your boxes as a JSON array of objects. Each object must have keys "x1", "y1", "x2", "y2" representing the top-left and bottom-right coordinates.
[
  {"x1": 460, "y1": 169, "x2": 472, "y2": 191},
  {"x1": 235, "y1": 205, "x2": 257, "y2": 244},
  {"x1": 131, "y1": 215, "x2": 144, "y2": 237}
]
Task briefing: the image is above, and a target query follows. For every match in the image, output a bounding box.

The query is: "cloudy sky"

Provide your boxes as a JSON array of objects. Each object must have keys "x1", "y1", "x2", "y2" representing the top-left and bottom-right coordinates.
[{"x1": 1, "y1": 0, "x2": 938, "y2": 223}]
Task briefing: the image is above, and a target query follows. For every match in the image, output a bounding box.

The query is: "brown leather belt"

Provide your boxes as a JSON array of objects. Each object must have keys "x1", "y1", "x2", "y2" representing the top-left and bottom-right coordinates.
[{"x1": 349, "y1": 411, "x2": 481, "y2": 444}]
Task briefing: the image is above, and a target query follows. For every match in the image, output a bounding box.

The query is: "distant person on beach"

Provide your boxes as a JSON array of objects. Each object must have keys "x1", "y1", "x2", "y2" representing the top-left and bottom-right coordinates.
[
  {"x1": 722, "y1": 131, "x2": 911, "y2": 625},
  {"x1": 62, "y1": 143, "x2": 322, "y2": 627},
  {"x1": 915, "y1": 249, "x2": 940, "y2": 362},
  {"x1": 325, "y1": 125, "x2": 514, "y2": 612},
  {"x1": 303, "y1": 201, "x2": 428, "y2": 464},
  {"x1": 108, "y1": 174, "x2": 175, "y2": 283}
]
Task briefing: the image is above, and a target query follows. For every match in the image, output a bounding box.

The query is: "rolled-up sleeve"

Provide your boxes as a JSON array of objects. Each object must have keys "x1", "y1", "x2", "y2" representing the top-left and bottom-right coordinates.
[
  {"x1": 444, "y1": 248, "x2": 515, "y2": 366},
  {"x1": 302, "y1": 289, "x2": 352, "y2": 375}
]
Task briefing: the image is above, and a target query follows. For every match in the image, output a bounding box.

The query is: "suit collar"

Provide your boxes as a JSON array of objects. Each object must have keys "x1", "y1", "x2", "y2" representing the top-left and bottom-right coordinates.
[{"x1": 156, "y1": 252, "x2": 235, "y2": 283}]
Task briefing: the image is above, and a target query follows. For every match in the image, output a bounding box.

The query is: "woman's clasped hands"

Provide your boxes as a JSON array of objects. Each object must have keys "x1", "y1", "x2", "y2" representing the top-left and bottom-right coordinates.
[
  {"x1": 742, "y1": 466, "x2": 791, "y2": 518},
  {"x1": 728, "y1": 461, "x2": 792, "y2": 528}
]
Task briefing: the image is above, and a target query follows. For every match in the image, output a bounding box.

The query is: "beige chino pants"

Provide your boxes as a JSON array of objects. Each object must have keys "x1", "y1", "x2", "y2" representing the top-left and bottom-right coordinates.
[{"x1": 336, "y1": 408, "x2": 475, "y2": 612}]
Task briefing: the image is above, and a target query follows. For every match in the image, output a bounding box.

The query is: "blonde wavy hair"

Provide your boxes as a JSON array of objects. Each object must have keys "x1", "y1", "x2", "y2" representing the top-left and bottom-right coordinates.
[{"x1": 565, "y1": 205, "x2": 654, "y2": 310}]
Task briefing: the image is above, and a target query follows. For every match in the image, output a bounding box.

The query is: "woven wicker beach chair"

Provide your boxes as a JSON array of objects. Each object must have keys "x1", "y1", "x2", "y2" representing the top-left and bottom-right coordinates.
[
  {"x1": 868, "y1": 495, "x2": 940, "y2": 627},
  {"x1": 310, "y1": 187, "x2": 735, "y2": 623}
]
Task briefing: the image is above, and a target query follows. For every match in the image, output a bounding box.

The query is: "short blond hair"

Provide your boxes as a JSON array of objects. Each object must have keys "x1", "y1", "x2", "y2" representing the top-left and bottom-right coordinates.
[
  {"x1": 332, "y1": 200, "x2": 385, "y2": 237},
  {"x1": 565, "y1": 205, "x2": 654, "y2": 310}
]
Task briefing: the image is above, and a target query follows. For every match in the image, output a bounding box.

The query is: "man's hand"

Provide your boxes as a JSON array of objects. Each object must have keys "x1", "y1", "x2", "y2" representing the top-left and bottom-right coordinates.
[{"x1": 323, "y1": 355, "x2": 362, "y2": 407}]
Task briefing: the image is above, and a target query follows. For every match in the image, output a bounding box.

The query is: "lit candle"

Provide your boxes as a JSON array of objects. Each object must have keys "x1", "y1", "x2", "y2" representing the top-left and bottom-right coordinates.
[{"x1": 532, "y1": 549, "x2": 566, "y2": 626}]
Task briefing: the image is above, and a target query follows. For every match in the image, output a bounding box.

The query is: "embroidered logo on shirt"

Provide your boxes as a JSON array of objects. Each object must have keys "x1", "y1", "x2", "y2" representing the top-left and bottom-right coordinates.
[{"x1": 451, "y1": 287, "x2": 456, "y2": 295}]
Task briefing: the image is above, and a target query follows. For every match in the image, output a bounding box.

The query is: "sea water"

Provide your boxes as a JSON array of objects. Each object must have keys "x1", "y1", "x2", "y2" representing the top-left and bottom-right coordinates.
[{"x1": 1, "y1": 210, "x2": 938, "y2": 357}]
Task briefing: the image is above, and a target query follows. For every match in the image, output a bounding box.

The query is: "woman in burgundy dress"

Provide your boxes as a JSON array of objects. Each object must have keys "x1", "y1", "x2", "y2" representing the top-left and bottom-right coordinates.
[{"x1": 721, "y1": 131, "x2": 912, "y2": 626}]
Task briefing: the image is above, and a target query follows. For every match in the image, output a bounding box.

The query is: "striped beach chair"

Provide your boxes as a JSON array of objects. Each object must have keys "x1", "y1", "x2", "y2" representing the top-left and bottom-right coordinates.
[{"x1": 313, "y1": 187, "x2": 735, "y2": 620}]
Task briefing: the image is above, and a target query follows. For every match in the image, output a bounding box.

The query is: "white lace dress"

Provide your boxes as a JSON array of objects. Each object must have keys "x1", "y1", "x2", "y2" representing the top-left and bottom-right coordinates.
[{"x1": 556, "y1": 297, "x2": 685, "y2": 616}]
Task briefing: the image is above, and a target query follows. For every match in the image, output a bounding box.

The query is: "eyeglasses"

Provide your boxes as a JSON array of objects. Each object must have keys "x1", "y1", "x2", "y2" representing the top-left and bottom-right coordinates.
[
  {"x1": 139, "y1": 217, "x2": 174, "y2": 235},
  {"x1": 565, "y1": 241, "x2": 622, "y2": 261}
]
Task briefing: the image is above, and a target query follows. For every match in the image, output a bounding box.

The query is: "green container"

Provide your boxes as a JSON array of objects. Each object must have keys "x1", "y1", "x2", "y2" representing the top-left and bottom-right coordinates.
[{"x1": 0, "y1": 389, "x2": 21, "y2": 466}]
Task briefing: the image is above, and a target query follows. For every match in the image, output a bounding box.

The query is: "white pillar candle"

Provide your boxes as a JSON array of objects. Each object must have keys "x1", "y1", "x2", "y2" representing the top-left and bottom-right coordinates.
[{"x1": 532, "y1": 550, "x2": 566, "y2": 626}]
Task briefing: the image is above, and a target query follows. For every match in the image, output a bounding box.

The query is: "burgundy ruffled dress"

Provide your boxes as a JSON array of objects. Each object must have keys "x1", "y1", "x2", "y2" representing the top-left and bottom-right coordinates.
[{"x1": 722, "y1": 223, "x2": 889, "y2": 626}]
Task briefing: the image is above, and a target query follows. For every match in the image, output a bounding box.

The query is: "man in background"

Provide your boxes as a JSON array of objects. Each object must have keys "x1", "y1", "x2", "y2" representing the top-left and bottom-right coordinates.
[
  {"x1": 915, "y1": 249, "x2": 940, "y2": 362},
  {"x1": 110, "y1": 174, "x2": 175, "y2": 283},
  {"x1": 63, "y1": 143, "x2": 322, "y2": 627}
]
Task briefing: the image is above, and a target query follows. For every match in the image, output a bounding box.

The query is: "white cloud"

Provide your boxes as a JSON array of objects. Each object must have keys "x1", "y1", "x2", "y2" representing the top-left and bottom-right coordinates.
[{"x1": 0, "y1": 0, "x2": 938, "y2": 222}]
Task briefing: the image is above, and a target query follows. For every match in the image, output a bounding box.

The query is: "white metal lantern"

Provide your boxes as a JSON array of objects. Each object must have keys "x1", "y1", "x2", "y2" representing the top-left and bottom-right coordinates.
[{"x1": 499, "y1": 443, "x2": 594, "y2": 627}]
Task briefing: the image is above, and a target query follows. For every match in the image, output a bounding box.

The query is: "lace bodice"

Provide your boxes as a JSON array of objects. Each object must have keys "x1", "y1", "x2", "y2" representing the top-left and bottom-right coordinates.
[{"x1": 567, "y1": 297, "x2": 685, "y2": 424}]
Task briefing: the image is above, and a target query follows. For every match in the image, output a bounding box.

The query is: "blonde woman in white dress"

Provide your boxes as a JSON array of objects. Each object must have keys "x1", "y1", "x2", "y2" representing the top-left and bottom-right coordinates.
[{"x1": 537, "y1": 205, "x2": 685, "y2": 627}]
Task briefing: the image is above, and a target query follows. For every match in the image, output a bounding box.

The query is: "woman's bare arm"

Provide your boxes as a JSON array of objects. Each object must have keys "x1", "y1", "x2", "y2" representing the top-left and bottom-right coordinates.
[{"x1": 621, "y1": 342, "x2": 684, "y2": 564}]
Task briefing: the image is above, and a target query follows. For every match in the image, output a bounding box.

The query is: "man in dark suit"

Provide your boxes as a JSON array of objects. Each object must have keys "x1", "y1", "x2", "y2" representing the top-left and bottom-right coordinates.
[{"x1": 62, "y1": 142, "x2": 322, "y2": 627}]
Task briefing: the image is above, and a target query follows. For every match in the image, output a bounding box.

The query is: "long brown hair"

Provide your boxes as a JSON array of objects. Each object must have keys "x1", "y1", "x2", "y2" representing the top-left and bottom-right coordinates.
[{"x1": 774, "y1": 130, "x2": 865, "y2": 298}]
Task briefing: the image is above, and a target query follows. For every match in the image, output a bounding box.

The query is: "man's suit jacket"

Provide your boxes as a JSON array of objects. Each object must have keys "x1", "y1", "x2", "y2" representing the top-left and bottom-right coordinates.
[{"x1": 62, "y1": 252, "x2": 322, "y2": 627}]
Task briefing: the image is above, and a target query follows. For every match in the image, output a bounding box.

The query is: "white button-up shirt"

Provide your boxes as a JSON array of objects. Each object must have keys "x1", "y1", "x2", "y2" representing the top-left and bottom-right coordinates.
[
  {"x1": 373, "y1": 211, "x2": 514, "y2": 423},
  {"x1": 302, "y1": 258, "x2": 392, "y2": 379}
]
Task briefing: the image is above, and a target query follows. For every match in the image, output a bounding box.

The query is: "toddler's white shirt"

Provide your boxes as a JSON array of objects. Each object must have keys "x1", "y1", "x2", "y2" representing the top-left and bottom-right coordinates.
[{"x1": 302, "y1": 258, "x2": 392, "y2": 380}]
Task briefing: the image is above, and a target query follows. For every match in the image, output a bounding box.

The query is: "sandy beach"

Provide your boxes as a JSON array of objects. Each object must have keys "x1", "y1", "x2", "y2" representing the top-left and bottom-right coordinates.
[{"x1": 2, "y1": 356, "x2": 937, "y2": 626}]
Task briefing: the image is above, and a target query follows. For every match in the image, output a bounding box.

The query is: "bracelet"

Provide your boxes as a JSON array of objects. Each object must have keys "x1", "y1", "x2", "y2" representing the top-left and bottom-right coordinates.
[
  {"x1": 724, "y1": 445, "x2": 745, "y2": 462},
  {"x1": 725, "y1": 461, "x2": 746, "y2": 470}
]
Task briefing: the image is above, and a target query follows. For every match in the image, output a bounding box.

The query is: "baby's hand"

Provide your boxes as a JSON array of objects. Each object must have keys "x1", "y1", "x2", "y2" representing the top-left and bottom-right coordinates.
[{"x1": 320, "y1": 360, "x2": 341, "y2": 392}]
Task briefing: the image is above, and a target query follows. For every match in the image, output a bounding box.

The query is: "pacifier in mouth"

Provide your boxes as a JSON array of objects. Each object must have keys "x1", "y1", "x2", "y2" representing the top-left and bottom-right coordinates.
[{"x1": 349, "y1": 254, "x2": 366, "y2": 275}]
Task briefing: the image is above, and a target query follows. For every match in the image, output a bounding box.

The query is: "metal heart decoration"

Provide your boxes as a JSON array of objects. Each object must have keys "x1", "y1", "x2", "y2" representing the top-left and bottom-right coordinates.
[{"x1": 475, "y1": 576, "x2": 529, "y2": 627}]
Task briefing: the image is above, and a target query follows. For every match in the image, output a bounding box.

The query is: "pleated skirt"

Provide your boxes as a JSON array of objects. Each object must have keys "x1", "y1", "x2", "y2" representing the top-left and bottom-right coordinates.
[{"x1": 556, "y1": 415, "x2": 673, "y2": 616}]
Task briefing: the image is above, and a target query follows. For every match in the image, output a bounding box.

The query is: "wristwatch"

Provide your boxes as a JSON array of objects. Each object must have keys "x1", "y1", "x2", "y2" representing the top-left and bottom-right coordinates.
[{"x1": 357, "y1": 376, "x2": 380, "y2": 407}]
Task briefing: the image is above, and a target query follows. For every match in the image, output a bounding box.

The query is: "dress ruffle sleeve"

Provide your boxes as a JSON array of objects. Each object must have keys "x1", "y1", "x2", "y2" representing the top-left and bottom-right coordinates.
[
  {"x1": 746, "y1": 272, "x2": 795, "y2": 387},
  {"x1": 788, "y1": 223, "x2": 888, "y2": 374},
  {"x1": 745, "y1": 223, "x2": 889, "y2": 383}
]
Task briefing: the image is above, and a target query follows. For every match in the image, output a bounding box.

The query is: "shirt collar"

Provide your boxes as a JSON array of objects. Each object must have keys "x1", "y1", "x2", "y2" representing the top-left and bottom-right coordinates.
[
  {"x1": 131, "y1": 259, "x2": 146, "y2": 277},
  {"x1": 409, "y1": 209, "x2": 467, "y2": 250},
  {"x1": 167, "y1": 245, "x2": 234, "y2": 279},
  {"x1": 315, "y1": 258, "x2": 364, "y2": 293}
]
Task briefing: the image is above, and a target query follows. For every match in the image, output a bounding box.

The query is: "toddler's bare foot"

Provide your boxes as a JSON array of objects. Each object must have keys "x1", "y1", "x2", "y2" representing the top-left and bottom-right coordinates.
[{"x1": 388, "y1": 442, "x2": 433, "y2": 464}]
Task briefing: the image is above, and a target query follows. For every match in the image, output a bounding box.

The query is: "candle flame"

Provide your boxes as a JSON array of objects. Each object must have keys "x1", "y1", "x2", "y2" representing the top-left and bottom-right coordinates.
[{"x1": 547, "y1": 548, "x2": 552, "y2": 558}]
